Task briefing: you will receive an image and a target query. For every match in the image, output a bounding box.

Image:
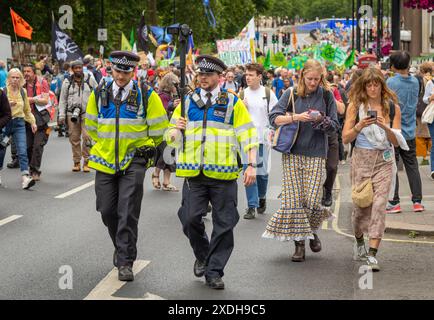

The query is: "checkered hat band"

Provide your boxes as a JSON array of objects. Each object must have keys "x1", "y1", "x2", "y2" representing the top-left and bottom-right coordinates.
[
  {"x1": 111, "y1": 57, "x2": 138, "y2": 67},
  {"x1": 198, "y1": 60, "x2": 223, "y2": 73}
]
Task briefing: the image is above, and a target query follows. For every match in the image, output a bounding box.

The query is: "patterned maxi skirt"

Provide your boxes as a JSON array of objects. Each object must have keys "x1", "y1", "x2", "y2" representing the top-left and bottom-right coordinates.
[{"x1": 262, "y1": 153, "x2": 331, "y2": 241}]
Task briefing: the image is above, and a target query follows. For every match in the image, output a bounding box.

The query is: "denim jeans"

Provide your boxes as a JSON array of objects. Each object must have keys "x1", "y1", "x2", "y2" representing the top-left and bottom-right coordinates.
[
  {"x1": 244, "y1": 144, "x2": 269, "y2": 208},
  {"x1": 429, "y1": 122, "x2": 434, "y2": 173},
  {"x1": 0, "y1": 118, "x2": 30, "y2": 175}
]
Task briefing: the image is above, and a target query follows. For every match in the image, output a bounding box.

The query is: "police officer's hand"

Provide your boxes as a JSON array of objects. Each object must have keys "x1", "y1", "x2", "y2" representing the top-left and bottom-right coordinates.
[
  {"x1": 244, "y1": 166, "x2": 256, "y2": 187},
  {"x1": 173, "y1": 99, "x2": 181, "y2": 107},
  {"x1": 176, "y1": 117, "x2": 187, "y2": 130}
]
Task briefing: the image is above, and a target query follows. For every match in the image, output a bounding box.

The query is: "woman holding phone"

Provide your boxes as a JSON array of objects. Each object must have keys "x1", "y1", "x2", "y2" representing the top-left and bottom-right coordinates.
[
  {"x1": 343, "y1": 67, "x2": 401, "y2": 271},
  {"x1": 263, "y1": 59, "x2": 339, "y2": 262}
]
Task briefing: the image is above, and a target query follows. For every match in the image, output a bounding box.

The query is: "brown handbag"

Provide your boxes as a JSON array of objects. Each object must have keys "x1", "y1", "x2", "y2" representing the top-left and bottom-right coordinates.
[{"x1": 351, "y1": 152, "x2": 379, "y2": 208}]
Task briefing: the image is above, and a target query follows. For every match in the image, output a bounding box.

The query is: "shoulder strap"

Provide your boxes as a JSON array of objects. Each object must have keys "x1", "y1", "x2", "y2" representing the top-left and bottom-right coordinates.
[
  {"x1": 265, "y1": 87, "x2": 271, "y2": 114},
  {"x1": 286, "y1": 88, "x2": 296, "y2": 113},
  {"x1": 20, "y1": 88, "x2": 26, "y2": 102},
  {"x1": 141, "y1": 82, "x2": 149, "y2": 118}
]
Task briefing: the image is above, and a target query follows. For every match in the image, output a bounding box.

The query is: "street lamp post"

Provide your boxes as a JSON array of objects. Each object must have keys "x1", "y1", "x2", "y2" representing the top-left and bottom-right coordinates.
[{"x1": 391, "y1": 0, "x2": 400, "y2": 50}]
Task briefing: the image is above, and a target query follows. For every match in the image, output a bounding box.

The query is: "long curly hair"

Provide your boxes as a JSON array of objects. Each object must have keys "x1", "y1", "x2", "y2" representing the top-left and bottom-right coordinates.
[{"x1": 348, "y1": 67, "x2": 398, "y2": 119}]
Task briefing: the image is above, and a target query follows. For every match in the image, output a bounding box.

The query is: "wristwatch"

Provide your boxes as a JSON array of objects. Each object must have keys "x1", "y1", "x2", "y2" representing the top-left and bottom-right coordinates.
[{"x1": 247, "y1": 163, "x2": 257, "y2": 168}]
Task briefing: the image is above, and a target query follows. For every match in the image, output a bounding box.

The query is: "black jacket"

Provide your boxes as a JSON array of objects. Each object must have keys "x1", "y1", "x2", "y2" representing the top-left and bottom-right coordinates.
[{"x1": 0, "y1": 89, "x2": 11, "y2": 129}]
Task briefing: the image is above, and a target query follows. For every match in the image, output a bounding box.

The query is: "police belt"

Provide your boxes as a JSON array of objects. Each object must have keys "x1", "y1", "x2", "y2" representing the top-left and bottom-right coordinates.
[{"x1": 134, "y1": 146, "x2": 156, "y2": 159}]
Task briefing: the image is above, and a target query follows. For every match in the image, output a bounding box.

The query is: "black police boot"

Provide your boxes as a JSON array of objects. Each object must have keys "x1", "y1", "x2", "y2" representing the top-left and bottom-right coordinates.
[
  {"x1": 206, "y1": 276, "x2": 225, "y2": 290},
  {"x1": 7, "y1": 158, "x2": 19, "y2": 169},
  {"x1": 243, "y1": 208, "x2": 256, "y2": 220},
  {"x1": 194, "y1": 259, "x2": 206, "y2": 277},
  {"x1": 118, "y1": 266, "x2": 134, "y2": 282},
  {"x1": 257, "y1": 198, "x2": 267, "y2": 214}
]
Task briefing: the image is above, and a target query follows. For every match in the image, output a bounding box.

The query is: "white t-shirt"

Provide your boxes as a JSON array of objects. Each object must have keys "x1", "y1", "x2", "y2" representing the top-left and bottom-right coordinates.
[{"x1": 243, "y1": 86, "x2": 278, "y2": 144}]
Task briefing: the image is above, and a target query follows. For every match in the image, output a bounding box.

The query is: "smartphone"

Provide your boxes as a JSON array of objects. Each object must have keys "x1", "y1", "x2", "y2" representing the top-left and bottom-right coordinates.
[
  {"x1": 308, "y1": 109, "x2": 321, "y2": 121},
  {"x1": 367, "y1": 110, "x2": 377, "y2": 119}
]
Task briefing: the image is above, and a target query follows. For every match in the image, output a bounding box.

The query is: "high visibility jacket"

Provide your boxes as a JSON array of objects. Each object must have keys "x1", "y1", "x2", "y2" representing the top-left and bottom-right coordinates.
[
  {"x1": 85, "y1": 80, "x2": 169, "y2": 175},
  {"x1": 166, "y1": 88, "x2": 258, "y2": 181}
]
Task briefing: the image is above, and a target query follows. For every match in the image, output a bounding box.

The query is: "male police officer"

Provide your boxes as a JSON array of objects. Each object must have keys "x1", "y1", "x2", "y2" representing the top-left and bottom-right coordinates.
[
  {"x1": 167, "y1": 55, "x2": 258, "y2": 290},
  {"x1": 85, "y1": 51, "x2": 168, "y2": 281}
]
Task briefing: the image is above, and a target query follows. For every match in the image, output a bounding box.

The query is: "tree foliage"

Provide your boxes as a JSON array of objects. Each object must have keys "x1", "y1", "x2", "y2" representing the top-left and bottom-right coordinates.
[{"x1": 0, "y1": 0, "x2": 363, "y2": 55}]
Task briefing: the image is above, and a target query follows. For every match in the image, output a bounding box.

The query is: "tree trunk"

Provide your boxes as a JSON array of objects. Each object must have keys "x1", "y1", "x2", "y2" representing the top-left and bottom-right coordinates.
[{"x1": 148, "y1": 0, "x2": 158, "y2": 25}]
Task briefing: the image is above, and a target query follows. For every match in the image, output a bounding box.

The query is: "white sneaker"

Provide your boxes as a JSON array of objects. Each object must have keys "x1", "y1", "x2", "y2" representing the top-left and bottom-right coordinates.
[
  {"x1": 353, "y1": 240, "x2": 368, "y2": 261},
  {"x1": 366, "y1": 255, "x2": 380, "y2": 272},
  {"x1": 22, "y1": 175, "x2": 35, "y2": 190}
]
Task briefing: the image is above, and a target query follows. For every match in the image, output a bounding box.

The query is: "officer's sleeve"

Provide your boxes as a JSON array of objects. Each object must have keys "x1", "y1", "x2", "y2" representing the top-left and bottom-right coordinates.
[
  {"x1": 164, "y1": 103, "x2": 182, "y2": 148},
  {"x1": 85, "y1": 90, "x2": 99, "y2": 142},
  {"x1": 233, "y1": 97, "x2": 259, "y2": 153},
  {"x1": 146, "y1": 91, "x2": 169, "y2": 146}
]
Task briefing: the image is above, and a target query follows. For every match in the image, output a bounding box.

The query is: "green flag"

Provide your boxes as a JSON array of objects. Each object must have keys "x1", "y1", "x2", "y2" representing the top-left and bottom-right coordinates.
[
  {"x1": 121, "y1": 32, "x2": 132, "y2": 51},
  {"x1": 287, "y1": 55, "x2": 308, "y2": 70},
  {"x1": 321, "y1": 44, "x2": 335, "y2": 63},
  {"x1": 333, "y1": 47, "x2": 347, "y2": 67},
  {"x1": 345, "y1": 49, "x2": 356, "y2": 68},
  {"x1": 130, "y1": 28, "x2": 135, "y2": 49},
  {"x1": 313, "y1": 45, "x2": 322, "y2": 61},
  {"x1": 263, "y1": 49, "x2": 271, "y2": 69}
]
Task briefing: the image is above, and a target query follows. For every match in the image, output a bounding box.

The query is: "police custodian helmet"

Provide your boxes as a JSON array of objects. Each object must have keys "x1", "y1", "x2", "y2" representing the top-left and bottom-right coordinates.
[
  {"x1": 110, "y1": 51, "x2": 140, "y2": 73},
  {"x1": 195, "y1": 55, "x2": 227, "y2": 74}
]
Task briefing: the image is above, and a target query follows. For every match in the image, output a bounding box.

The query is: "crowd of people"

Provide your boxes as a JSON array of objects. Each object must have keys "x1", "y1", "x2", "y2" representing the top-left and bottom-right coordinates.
[{"x1": 1, "y1": 48, "x2": 434, "y2": 288}]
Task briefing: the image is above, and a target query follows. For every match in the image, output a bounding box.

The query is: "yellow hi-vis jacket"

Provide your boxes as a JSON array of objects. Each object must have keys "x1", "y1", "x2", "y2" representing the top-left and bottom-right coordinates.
[
  {"x1": 165, "y1": 87, "x2": 258, "y2": 181},
  {"x1": 85, "y1": 80, "x2": 169, "y2": 174}
]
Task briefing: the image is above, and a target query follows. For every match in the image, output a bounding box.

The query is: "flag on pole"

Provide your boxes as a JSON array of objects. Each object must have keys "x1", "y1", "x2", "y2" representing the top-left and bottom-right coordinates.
[
  {"x1": 137, "y1": 12, "x2": 149, "y2": 53},
  {"x1": 333, "y1": 47, "x2": 347, "y2": 67},
  {"x1": 186, "y1": 34, "x2": 195, "y2": 65},
  {"x1": 263, "y1": 49, "x2": 271, "y2": 69},
  {"x1": 345, "y1": 49, "x2": 356, "y2": 68},
  {"x1": 121, "y1": 32, "x2": 132, "y2": 51},
  {"x1": 130, "y1": 27, "x2": 135, "y2": 49},
  {"x1": 321, "y1": 44, "x2": 336, "y2": 62},
  {"x1": 10, "y1": 8, "x2": 33, "y2": 40},
  {"x1": 51, "y1": 16, "x2": 83, "y2": 63}
]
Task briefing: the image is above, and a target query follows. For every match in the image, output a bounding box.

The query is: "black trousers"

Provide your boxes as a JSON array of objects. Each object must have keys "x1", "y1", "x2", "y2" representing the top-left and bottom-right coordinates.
[
  {"x1": 178, "y1": 174, "x2": 239, "y2": 280},
  {"x1": 391, "y1": 139, "x2": 423, "y2": 204},
  {"x1": 323, "y1": 132, "x2": 339, "y2": 196},
  {"x1": 95, "y1": 156, "x2": 147, "y2": 267},
  {"x1": 26, "y1": 124, "x2": 49, "y2": 174}
]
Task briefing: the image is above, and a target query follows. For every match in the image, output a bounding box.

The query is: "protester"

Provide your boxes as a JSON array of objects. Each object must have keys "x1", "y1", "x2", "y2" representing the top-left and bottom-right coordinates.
[
  {"x1": 386, "y1": 51, "x2": 425, "y2": 213},
  {"x1": 239, "y1": 63, "x2": 278, "y2": 219},
  {"x1": 422, "y1": 62, "x2": 434, "y2": 180},
  {"x1": 222, "y1": 71, "x2": 239, "y2": 93},
  {"x1": 264, "y1": 59, "x2": 339, "y2": 263},
  {"x1": 0, "y1": 85, "x2": 12, "y2": 185},
  {"x1": 0, "y1": 60, "x2": 8, "y2": 89},
  {"x1": 58, "y1": 59, "x2": 98, "y2": 172},
  {"x1": 0, "y1": 69, "x2": 36, "y2": 189},
  {"x1": 23, "y1": 63, "x2": 50, "y2": 181},
  {"x1": 152, "y1": 72, "x2": 180, "y2": 191},
  {"x1": 343, "y1": 67, "x2": 401, "y2": 271}
]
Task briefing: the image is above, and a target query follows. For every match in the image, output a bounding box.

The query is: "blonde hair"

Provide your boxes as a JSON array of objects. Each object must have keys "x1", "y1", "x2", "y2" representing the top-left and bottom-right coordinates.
[
  {"x1": 6, "y1": 68, "x2": 26, "y2": 88},
  {"x1": 348, "y1": 66, "x2": 398, "y2": 120},
  {"x1": 297, "y1": 59, "x2": 330, "y2": 97}
]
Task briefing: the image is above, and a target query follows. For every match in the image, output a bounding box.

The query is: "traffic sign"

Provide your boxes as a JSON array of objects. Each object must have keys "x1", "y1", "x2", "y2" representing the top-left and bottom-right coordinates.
[{"x1": 98, "y1": 28, "x2": 108, "y2": 42}]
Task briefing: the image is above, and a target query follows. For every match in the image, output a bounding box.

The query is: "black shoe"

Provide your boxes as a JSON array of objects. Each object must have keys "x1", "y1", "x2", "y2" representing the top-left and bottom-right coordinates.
[
  {"x1": 7, "y1": 159, "x2": 19, "y2": 169},
  {"x1": 206, "y1": 276, "x2": 225, "y2": 290},
  {"x1": 309, "y1": 234, "x2": 322, "y2": 253},
  {"x1": 322, "y1": 194, "x2": 332, "y2": 207},
  {"x1": 113, "y1": 249, "x2": 118, "y2": 267},
  {"x1": 243, "y1": 208, "x2": 256, "y2": 220},
  {"x1": 194, "y1": 259, "x2": 206, "y2": 277},
  {"x1": 257, "y1": 198, "x2": 267, "y2": 214},
  {"x1": 118, "y1": 266, "x2": 134, "y2": 282}
]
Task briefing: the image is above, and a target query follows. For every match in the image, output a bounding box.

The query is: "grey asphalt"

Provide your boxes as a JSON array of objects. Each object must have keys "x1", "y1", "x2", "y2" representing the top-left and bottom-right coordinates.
[{"x1": 1, "y1": 137, "x2": 433, "y2": 300}]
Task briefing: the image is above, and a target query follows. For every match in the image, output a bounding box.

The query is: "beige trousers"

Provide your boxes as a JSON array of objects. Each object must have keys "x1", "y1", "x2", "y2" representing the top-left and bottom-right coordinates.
[{"x1": 67, "y1": 116, "x2": 89, "y2": 165}]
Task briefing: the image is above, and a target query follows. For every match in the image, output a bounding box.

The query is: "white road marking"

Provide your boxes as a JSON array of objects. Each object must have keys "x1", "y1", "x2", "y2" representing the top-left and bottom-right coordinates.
[
  {"x1": 55, "y1": 181, "x2": 95, "y2": 199},
  {"x1": 331, "y1": 175, "x2": 434, "y2": 245},
  {"x1": 0, "y1": 215, "x2": 23, "y2": 227},
  {"x1": 84, "y1": 260, "x2": 165, "y2": 300}
]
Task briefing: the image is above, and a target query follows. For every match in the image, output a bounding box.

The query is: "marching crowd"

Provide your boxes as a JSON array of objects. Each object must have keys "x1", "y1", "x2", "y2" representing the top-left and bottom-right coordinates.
[{"x1": 1, "y1": 48, "x2": 434, "y2": 288}]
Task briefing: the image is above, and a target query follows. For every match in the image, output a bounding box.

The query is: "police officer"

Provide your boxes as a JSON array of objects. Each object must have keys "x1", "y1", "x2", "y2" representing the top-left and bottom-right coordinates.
[
  {"x1": 85, "y1": 51, "x2": 168, "y2": 281},
  {"x1": 167, "y1": 55, "x2": 258, "y2": 290}
]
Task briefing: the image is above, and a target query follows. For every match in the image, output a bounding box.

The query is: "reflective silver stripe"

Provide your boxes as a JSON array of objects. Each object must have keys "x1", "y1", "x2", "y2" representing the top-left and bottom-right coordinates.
[
  {"x1": 98, "y1": 118, "x2": 146, "y2": 126},
  {"x1": 207, "y1": 121, "x2": 234, "y2": 131},
  {"x1": 224, "y1": 94, "x2": 235, "y2": 124},
  {"x1": 185, "y1": 96, "x2": 191, "y2": 117},
  {"x1": 170, "y1": 117, "x2": 178, "y2": 126},
  {"x1": 86, "y1": 113, "x2": 98, "y2": 122},
  {"x1": 234, "y1": 122, "x2": 255, "y2": 135},
  {"x1": 185, "y1": 134, "x2": 237, "y2": 144},
  {"x1": 147, "y1": 115, "x2": 168, "y2": 126},
  {"x1": 148, "y1": 128, "x2": 166, "y2": 136},
  {"x1": 86, "y1": 125, "x2": 97, "y2": 132},
  {"x1": 97, "y1": 131, "x2": 148, "y2": 139}
]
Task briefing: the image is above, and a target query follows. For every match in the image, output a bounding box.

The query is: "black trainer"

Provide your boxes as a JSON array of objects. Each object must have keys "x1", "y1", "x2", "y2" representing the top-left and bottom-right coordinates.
[
  {"x1": 257, "y1": 198, "x2": 267, "y2": 214},
  {"x1": 243, "y1": 208, "x2": 256, "y2": 219},
  {"x1": 322, "y1": 192, "x2": 333, "y2": 207},
  {"x1": 118, "y1": 266, "x2": 134, "y2": 282},
  {"x1": 7, "y1": 159, "x2": 19, "y2": 169},
  {"x1": 206, "y1": 276, "x2": 225, "y2": 290},
  {"x1": 194, "y1": 259, "x2": 206, "y2": 277}
]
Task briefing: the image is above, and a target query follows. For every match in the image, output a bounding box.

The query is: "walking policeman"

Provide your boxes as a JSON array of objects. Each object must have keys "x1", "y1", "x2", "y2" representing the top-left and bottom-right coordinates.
[
  {"x1": 85, "y1": 51, "x2": 168, "y2": 281},
  {"x1": 166, "y1": 55, "x2": 258, "y2": 289}
]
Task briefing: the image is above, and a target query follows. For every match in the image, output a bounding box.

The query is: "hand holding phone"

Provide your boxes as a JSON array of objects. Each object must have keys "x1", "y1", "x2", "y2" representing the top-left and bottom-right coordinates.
[{"x1": 367, "y1": 110, "x2": 377, "y2": 119}]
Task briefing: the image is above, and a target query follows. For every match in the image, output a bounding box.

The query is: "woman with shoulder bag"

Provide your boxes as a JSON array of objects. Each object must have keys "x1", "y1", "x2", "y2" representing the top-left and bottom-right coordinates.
[
  {"x1": 263, "y1": 59, "x2": 339, "y2": 262},
  {"x1": 343, "y1": 67, "x2": 401, "y2": 272}
]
